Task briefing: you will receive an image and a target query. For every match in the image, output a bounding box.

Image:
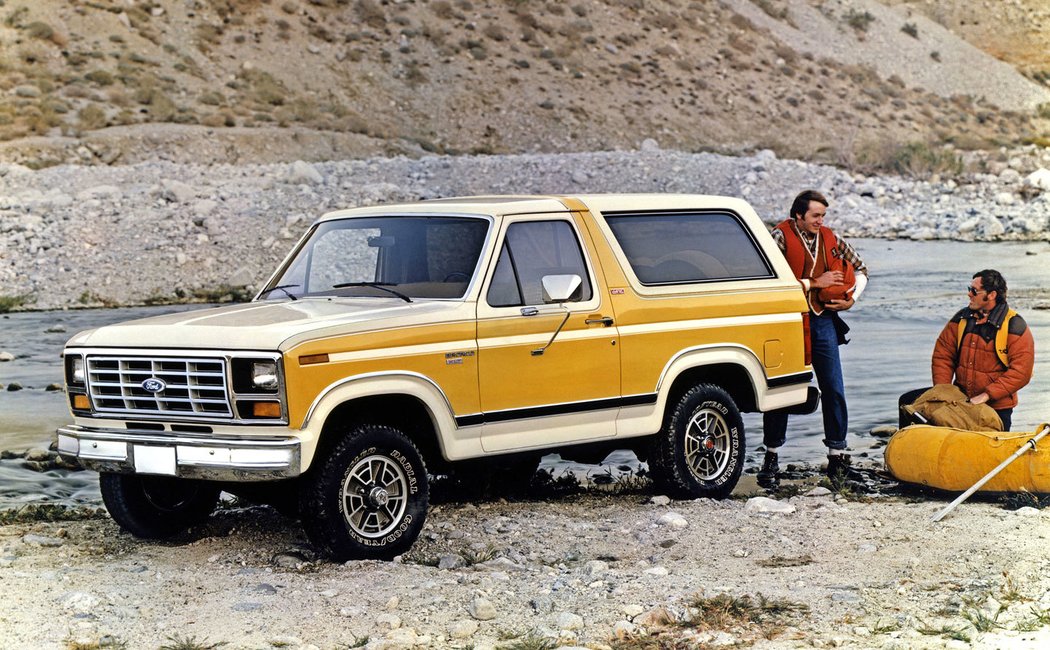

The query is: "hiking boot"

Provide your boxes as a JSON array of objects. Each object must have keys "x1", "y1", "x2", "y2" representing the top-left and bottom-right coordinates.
[
  {"x1": 756, "y1": 451, "x2": 780, "y2": 489},
  {"x1": 826, "y1": 453, "x2": 852, "y2": 482}
]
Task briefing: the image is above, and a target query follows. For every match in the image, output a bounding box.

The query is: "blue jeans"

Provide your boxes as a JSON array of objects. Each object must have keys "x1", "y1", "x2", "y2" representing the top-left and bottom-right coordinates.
[{"x1": 764, "y1": 312, "x2": 848, "y2": 451}]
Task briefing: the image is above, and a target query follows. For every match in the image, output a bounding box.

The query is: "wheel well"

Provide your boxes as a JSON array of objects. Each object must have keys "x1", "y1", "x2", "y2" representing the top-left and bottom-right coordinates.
[
  {"x1": 314, "y1": 395, "x2": 446, "y2": 473},
  {"x1": 665, "y1": 363, "x2": 757, "y2": 416}
]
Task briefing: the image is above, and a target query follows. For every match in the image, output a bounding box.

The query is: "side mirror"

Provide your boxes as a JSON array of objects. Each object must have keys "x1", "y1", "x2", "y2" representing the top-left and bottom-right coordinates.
[{"x1": 541, "y1": 274, "x2": 583, "y2": 303}]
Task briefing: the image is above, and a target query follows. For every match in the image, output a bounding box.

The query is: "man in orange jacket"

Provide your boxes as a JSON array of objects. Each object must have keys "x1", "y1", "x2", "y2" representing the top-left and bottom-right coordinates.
[{"x1": 899, "y1": 269, "x2": 1035, "y2": 431}]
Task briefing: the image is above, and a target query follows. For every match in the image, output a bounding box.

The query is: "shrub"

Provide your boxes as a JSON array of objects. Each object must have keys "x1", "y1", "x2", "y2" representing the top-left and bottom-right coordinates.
[
  {"x1": 84, "y1": 69, "x2": 114, "y2": 86},
  {"x1": 0, "y1": 294, "x2": 31, "y2": 313},
  {"x1": 845, "y1": 9, "x2": 875, "y2": 32},
  {"x1": 890, "y1": 142, "x2": 963, "y2": 178},
  {"x1": 77, "y1": 104, "x2": 107, "y2": 130}
]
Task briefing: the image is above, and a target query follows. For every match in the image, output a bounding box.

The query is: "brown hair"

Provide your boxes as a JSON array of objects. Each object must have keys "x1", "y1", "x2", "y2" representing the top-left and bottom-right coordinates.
[{"x1": 790, "y1": 189, "x2": 828, "y2": 221}]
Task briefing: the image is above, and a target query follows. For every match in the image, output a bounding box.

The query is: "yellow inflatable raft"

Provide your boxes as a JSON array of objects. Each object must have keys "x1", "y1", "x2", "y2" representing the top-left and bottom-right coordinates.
[{"x1": 885, "y1": 424, "x2": 1050, "y2": 493}]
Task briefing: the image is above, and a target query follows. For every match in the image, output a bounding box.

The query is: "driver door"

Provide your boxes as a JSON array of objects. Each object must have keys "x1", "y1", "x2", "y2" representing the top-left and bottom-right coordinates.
[{"x1": 476, "y1": 214, "x2": 620, "y2": 452}]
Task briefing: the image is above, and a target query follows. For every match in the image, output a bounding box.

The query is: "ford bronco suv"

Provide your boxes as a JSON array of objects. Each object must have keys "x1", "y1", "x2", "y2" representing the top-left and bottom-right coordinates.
[{"x1": 58, "y1": 194, "x2": 815, "y2": 560}]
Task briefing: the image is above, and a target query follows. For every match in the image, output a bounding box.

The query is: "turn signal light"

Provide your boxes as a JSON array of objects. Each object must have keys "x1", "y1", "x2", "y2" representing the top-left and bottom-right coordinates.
[
  {"x1": 252, "y1": 401, "x2": 282, "y2": 418},
  {"x1": 72, "y1": 394, "x2": 90, "y2": 410},
  {"x1": 299, "y1": 353, "x2": 329, "y2": 366}
]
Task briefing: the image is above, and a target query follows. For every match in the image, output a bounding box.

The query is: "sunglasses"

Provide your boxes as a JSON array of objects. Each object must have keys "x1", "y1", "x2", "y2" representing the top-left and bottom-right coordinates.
[{"x1": 967, "y1": 286, "x2": 986, "y2": 296}]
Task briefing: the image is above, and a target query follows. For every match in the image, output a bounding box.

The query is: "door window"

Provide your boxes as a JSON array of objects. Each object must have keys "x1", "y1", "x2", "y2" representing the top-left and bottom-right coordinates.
[{"x1": 486, "y1": 220, "x2": 593, "y2": 307}]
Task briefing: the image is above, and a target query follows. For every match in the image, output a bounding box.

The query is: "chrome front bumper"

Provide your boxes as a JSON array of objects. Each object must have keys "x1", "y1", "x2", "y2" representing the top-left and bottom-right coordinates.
[{"x1": 56, "y1": 425, "x2": 301, "y2": 481}]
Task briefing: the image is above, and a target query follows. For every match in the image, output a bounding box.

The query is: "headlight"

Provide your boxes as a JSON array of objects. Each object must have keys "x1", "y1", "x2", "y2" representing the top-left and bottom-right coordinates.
[
  {"x1": 251, "y1": 361, "x2": 279, "y2": 390},
  {"x1": 65, "y1": 354, "x2": 85, "y2": 385}
]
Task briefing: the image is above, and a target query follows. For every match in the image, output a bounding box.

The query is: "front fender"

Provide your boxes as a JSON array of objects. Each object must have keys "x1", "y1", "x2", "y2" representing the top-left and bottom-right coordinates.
[{"x1": 298, "y1": 371, "x2": 480, "y2": 469}]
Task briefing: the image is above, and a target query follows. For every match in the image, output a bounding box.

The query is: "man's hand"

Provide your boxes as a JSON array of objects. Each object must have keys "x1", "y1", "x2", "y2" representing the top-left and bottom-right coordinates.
[
  {"x1": 970, "y1": 392, "x2": 990, "y2": 405},
  {"x1": 811, "y1": 270, "x2": 844, "y2": 289},
  {"x1": 824, "y1": 296, "x2": 855, "y2": 311}
]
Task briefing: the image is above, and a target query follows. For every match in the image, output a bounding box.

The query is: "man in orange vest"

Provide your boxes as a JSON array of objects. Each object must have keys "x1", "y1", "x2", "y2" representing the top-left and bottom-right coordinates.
[
  {"x1": 758, "y1": 190, "x2": 869, "y2": 488},
  {"x1": 898, "y1": 269, "x2": 1035, "y2": 431}
]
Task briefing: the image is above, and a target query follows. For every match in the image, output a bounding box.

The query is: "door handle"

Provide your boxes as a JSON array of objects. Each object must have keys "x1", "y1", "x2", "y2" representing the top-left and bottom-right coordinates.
[{"x1": 585, "y1": 316, "x2": 614, "y2": 327}]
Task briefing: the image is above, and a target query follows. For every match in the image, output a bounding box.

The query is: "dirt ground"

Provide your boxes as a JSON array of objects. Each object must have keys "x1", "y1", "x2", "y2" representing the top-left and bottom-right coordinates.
[{"x1": 2, "y1": 472, "x2": 1050, "y2": 650}]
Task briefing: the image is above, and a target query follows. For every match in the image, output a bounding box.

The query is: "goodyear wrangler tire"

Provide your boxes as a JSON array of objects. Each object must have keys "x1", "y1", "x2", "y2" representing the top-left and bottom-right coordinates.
[
  {"x1": 649, "y1": 384, "x2": 745, "y2": 499},
  {"x1": 99, "y1": 473, "x2": 219, "y2": 539},
  {"x1": 300, "y1": 424, "x2": 429, "y2": 561}
]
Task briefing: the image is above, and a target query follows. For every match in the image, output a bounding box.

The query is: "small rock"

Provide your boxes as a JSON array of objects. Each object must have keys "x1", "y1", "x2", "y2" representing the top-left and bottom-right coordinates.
[
  {"x1": 869, "y1": 425, "x2": 897, "y2": 437},
  {"x1": 1026, "y1": 168, "x2": 1050, "y2": 191},
  {"x1": 613, "y1": 620, "x2": 637, "y2": 639},
  {"x1": 385, "y1": 596, "x2": 400, "y2": 610},
  {"x1": 640, "y1": 138, "x2": 660, "y2": 152},
  {"x1": 656, "y1": 512, "x2": 687, "y2": 528},
  {"x1": 437, "y1": 554, "x2": 465, "y2": 570},
  {"x1": 269, "y1": 635, "x2": 301, "y2": 647},
  {"x1": 643, "y1": 566, "x2": 669, "y2": 576},
  {"x1": 583, "y1": 559, "x2": 609, "y2": 576},
  {"x1": 449, "y1": 619, "x2": 479, "y2": 639},
  {"x1": 374, "y1": 613, "x2": 401, "y2": 630},
  {"x1": 1013, "y1": 506, "x2": 1041, "y2": 517},
  {"x1": 46, "y1": 383, "x2": 63, "y2": 391},
  {"x1": 622, "y1": 604, "x2": 644, "y2": 618},
  {"x1": 23, "y1": 534, "x2": 64, "y2": 547},
  {"x1": 805, "y1": 487, "x2": 833, "y2": 497},
  {"x1": 7, "y1": 382, "x2": 23, "y2": 392},
  {"x1": 556, "y1": 611, "x2": 584, "y2": 631},
  {"x1": 745, "y1": 496, "x2": 796, "y2": 514},
  {"x1": 649, "y1": 495, "x2": 671, "y2": 506},
  {"x1": 468, "y1": 596, "x2": 497, "y2": 621},
  {"x1": 45, "y1": 324, "x2": 67, "y2": 333},
  {"x1": 287, "y1": 160, "x2": 324, "y2": 184},
  {"x1": 0, "y1": 351, "x2": 14, "y2": 362}
]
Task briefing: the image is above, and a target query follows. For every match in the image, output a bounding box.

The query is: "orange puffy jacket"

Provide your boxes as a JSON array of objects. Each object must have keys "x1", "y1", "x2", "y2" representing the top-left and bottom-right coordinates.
[{"x1": 931, "y1": 303, "x2": 1035, "y2": 410}]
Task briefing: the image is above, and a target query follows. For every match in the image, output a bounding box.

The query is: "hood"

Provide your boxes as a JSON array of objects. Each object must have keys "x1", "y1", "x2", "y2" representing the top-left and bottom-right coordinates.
[{"x1": 66, "y1": 299, "x2": 470, "y2": 351}]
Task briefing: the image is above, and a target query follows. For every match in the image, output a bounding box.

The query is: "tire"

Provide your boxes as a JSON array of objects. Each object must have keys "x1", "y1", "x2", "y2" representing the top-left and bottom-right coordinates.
[
  {"x1": 299, "y1": 424, "x2": 429, "y2": 561},
  {"x1": 99, "y1": 473, "x2": 220, "y2": 539},
  {"x1": 648, "y1": 384, "x2": 745, "y2": 499}
]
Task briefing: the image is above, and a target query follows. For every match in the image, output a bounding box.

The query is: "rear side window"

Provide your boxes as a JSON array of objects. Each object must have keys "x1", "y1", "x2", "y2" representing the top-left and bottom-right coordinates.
[
  {"x1": 487, "y1": 220, "x2": 593, "y2": 307},
  {"x1": 604, "y1": 211, "x2": 773, "y2": 284}
]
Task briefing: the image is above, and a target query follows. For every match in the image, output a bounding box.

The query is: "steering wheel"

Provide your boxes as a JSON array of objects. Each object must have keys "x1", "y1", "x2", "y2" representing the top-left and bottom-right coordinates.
[{"x1": 443, "y1": 272, "x2": 470, "y2": 282}]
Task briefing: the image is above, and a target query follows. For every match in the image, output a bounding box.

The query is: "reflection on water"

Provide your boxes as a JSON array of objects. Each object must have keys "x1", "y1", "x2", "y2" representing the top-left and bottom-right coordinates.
[{"x1": 2, "y1": 239, "x2": 1049, "y2": 505}]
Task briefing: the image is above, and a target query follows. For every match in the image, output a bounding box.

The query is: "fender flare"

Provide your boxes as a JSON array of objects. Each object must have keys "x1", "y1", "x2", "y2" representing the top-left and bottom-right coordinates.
[
  {"x1": 298, "y1": 371, "x2": 464, "y2": 468},
  {"x1": 655, "y1": 344, "x2": 766, "y2": 414}
]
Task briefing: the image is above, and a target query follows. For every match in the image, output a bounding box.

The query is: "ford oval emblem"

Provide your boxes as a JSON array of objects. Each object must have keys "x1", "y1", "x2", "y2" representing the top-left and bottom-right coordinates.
[{"x1": 141, "y1": 377, "x2": 166, "y2": 393}]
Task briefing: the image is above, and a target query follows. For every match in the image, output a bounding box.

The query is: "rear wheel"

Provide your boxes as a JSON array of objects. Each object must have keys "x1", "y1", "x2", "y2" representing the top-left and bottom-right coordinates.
[
  {"x1": 648, "y1": 384, "x2": 745, "y2": 499},
  {"x1": 99, "y1": 473, "x2": 219, "y2": 538},
  {"x1": 299, "y1": 424, "x2": 429, "y2": 561}
]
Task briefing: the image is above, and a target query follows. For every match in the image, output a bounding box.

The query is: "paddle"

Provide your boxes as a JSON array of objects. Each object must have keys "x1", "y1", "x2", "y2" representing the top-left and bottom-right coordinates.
[{"x1": 930, "y1": 423, "x2": 1050, "y2": 523}]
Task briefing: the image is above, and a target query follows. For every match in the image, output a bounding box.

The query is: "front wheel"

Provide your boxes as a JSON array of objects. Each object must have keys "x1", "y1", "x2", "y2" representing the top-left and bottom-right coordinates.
[
  {"x1": 99, "y1": 473, "x2": 220, "y2": 538},
  {"x1": 648, "y1": 384, "x2": 745, "y2": 499},
  {"x1": 299, "y1": 424, "x2": 429, "y2": 561}
]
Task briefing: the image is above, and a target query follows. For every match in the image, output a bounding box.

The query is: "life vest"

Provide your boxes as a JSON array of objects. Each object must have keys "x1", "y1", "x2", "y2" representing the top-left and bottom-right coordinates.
[
  {"x1": 774, "y1": 220, "x2": 855, "y2": 314},
  {"x1": 956, "y1": 308, "x2": 1016, "y2": 367}
]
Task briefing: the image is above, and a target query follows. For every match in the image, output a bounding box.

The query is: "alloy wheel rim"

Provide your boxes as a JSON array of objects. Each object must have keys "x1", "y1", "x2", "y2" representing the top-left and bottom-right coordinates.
[
  {"x1": 341, "y1": 454, "x2": 409, "y2": 539},
  {"x1": 684, "y1": 408, "x2": 731, "y2": 480}
]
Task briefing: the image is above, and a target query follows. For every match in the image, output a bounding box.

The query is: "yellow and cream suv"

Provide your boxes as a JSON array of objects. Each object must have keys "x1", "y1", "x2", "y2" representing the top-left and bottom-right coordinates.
[{"x1": 58, "y1": 195, "x2": 816, "y2": 560}]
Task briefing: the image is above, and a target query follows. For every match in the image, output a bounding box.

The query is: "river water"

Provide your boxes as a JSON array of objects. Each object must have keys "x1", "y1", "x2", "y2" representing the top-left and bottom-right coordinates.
[{"x1": 2, "y1": 239, "x2": 1049, "y2": 506}]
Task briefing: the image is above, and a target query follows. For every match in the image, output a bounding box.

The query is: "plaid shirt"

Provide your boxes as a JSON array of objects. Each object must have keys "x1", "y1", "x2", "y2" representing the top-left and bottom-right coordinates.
[{"x1": 770, "y1": 226, "x2": 868, "y2": 277}]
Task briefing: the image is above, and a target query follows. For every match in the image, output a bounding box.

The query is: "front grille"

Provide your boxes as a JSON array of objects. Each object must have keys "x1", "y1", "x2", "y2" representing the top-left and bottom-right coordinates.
[{"x1": 87, "y1": 356, "x2": 232, "y2": 418}]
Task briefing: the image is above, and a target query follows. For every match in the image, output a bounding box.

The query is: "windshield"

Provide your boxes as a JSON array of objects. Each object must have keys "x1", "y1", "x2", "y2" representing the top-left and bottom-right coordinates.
[{"x1": 261, "y1": 216, "x2": 490, "y2": 301}]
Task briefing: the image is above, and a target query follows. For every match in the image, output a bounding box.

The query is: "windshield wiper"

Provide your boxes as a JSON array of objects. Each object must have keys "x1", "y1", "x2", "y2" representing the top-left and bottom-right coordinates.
[
  {"x1": 331, "y1": 281, "x2": 413, "y2": 303},
  {"x1": 260, "y1": 284, "x2": 299, "y2": 301}
]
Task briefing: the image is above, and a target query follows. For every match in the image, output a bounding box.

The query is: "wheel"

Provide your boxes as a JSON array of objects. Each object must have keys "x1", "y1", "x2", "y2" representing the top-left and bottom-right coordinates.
[
  {"x1": 299, "y1": 424, "x2": 429, "y2": 561},
  {"x1": 99, "y1": 473, "x2": 220, "y2": 539},
  {"x1": 648, "y1": 384, "x2": 745, "y2": 499}
]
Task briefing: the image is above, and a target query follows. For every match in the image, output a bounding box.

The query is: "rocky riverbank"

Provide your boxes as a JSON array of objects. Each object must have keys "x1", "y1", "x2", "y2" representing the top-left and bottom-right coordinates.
[
  {"x1": 2, "y1": 145, "x2": 1050, "y2": 311},
  {"x1": 2, "y1": 477, "x2": 1050, "y2": 650}
]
